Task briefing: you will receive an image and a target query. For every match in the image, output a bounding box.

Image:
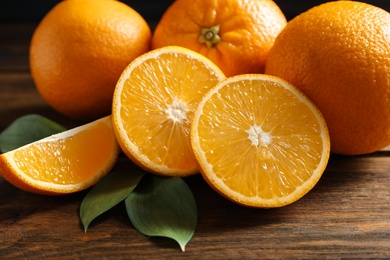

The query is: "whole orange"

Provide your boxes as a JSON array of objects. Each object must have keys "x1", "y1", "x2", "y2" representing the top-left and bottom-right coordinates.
[
  {"x1": 265, "y1": 1, "x2": 390, "y2": 155},
  {"x1": 151, "y1": 0, "x2": 287, "y2": 77},
  {"x1": 29, "y1": 0, "x2": 151, "y2": 120}
]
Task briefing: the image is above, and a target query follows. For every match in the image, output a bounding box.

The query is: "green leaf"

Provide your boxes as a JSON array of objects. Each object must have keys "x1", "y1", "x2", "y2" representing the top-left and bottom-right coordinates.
[
  {"x1": 0, "y1": 114, "x2": 66, "y2": 153},
  {"x1": 80, "y1": 169, "x2": 146, "y2": 233},
  {"x1": 125, "y1": 175, "x2": 198, "y2": 252}
]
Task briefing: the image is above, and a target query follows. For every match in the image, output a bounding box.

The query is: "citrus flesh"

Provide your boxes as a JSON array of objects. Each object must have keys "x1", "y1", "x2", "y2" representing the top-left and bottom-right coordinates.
[
  {"x1": 112, "y1": 46, "x2": 225, "y2": 177},
  {"x1": 191, "y1": 74, "x2": 330, "y2": 208},
  {"x1": 0, "y1": 116, "x2": 119, "y2": 195}
]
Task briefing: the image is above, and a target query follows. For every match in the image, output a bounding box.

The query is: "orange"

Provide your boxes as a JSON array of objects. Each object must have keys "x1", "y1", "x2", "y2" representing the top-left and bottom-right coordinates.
[
  {"x1": 191, "y1": 74, "x2": 330, "y2": 208},
  {"x1": 151, "y1": 0, "x2": 287, "y2": 77},
  {"x1": 0, "y1": 116, "x2": 119, "y2": 195},
  {"x1": 265, "y1": 1, "x2": 390, "y2": 155},
  {"x1": 112, "y1": 46, "x2": 225, "y2": 177},
  {"x1": 29, "y1": 0, "x2": 152, "y2": 120}
]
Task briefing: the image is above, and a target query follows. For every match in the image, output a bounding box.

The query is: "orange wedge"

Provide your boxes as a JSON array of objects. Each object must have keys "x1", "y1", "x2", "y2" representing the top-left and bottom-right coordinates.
[
  {"x1": 191, "y1": 74, "x2": 330, "y2": 208},
  {"x1": 0, "y1": 116, "x2": 119, "y2": 195},
  {"x1": 112, "y1": 46, "x2": 225, "y2": 177}
]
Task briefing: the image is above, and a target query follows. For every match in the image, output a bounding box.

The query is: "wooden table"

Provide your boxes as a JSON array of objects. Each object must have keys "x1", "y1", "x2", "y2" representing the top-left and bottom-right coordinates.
[{"x1": 1, "y1": 19, "x2": 390, "y2": 259}]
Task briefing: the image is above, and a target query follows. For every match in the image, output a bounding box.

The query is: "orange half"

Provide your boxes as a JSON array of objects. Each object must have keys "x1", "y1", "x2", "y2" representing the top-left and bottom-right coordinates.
[
  {"x1": 0, "y1": 116, "x2": 119, "y2": 195},
  {"x1": 112, "y1": 46, "x2": 225, "y2": 176},
  {"x1": 191, "y1": 74, "x2": 330, "y2": 207}
]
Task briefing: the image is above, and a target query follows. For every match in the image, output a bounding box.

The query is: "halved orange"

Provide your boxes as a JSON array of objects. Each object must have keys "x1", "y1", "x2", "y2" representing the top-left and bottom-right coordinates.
[
  {"x1": 0, "y1": 116, "x2": 119, "y2": 195},
  {"x1": 191, "y1": 74, "x2": 330, "y2": 208},
  {"x1": 112, "y1": 46, "x2": 225, "y2": 177}
]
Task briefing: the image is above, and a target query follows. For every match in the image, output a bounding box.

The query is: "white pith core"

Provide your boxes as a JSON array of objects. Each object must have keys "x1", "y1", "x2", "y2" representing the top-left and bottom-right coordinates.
[
  {"x1": 246, "y1": 125, "x2": 272, "y2": 146},
  {"x1": 165, "y1": 99, "x2": 188, "y2": 123}
]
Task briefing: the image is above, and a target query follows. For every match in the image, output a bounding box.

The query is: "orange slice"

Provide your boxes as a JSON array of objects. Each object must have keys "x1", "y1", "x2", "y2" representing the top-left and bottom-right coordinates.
[
  {"x1": 112, "y1": 46, "x2": 225, "y2": 177},
  {"x1": 191, "y1": 74, "x2": 330, "y2": 208},
  {"x1": 0, "y1": 116, "x2": 119, "y2": 195}
]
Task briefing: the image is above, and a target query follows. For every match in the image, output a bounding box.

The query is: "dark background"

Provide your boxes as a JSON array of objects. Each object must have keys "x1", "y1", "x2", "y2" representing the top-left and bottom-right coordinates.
[{"x1": 0, "y1": 0, "x2": 390, "y2": 24}]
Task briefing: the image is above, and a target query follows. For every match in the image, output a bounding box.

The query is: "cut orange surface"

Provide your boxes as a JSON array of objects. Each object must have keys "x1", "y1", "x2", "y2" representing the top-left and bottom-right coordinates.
[
  {"x1": 0, "y1": 116, "x2": 119, "y2": 195},
  {"x1": 112, "y1": 46, "x2": 225, "y2": 177},
  {"x1": 191, "y1": 74, "x2": 330, "y2": 208}
]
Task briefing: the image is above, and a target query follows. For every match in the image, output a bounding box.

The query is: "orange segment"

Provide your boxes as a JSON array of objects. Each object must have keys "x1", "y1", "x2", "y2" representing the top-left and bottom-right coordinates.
[
  {"x1": 112, "y1": 46, "x2": 225, "y2": 177},
  {"x1": 191, "y1": 74, "x2": 330, "y2": 208},
  {"x1": 0, "y1": 116, "x2": 119, "y2": 195}
]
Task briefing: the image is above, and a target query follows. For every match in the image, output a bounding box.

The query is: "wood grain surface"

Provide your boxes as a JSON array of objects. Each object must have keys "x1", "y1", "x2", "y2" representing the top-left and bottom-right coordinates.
[{"x1": 1, "y1": 2, "x2": 390, "y2": 258}]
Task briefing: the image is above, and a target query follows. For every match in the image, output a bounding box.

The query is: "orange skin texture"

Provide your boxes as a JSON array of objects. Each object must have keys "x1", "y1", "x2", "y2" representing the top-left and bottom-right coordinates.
[
  {"x1": 152, "y1": 0, "x2": 287, "y2": 77},
  {"x1": 265, "y1": 1, "x2": 390, "y2": 155},
  {"x1": 29, "y1": 0, "x2": 152, "y2": 120}
]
